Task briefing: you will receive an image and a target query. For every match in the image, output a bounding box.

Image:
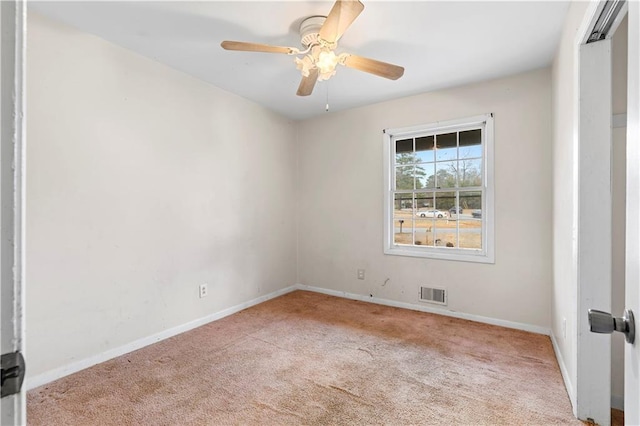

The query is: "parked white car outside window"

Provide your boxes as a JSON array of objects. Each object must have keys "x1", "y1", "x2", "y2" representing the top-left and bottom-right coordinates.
[{"x1": 415, "y1": 210, "x2": 446, "y2": 218}]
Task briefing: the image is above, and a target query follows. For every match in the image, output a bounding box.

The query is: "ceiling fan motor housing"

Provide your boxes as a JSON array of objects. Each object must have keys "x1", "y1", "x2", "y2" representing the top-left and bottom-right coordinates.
[{"x1": 299, "y1": 16, "x2": 326, "y2": 47}]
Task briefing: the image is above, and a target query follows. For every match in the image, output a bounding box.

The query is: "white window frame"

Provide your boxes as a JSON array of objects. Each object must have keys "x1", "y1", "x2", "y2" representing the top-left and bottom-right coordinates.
[{"x1": 383, "y1": 114, "x2": 495, "y2": 263}]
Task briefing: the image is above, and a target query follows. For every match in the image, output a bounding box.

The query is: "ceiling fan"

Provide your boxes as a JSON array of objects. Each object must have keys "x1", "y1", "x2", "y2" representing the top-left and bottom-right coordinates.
[{"x1": 220, "y1": 0, "x2": 405, "y2": 96}]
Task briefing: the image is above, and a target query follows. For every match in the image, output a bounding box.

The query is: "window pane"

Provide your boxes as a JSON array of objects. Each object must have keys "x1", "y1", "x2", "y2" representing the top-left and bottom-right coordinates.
[
  {"x1": 395, "y1": 138, "x2": 413, "y2": 156},
  {"x1": 435, "y1": 132, "x2": 457, "y2": 161},
  {"x1": 416, "y1": 136, "x2": 434, "y2": 163},
  {"x1": 459, "y1": 129, "x2": 482, "y2": 159},
  {"x1": 449, "y1": 193, "x2": 463, "y2": 216},
  {"x1": 415, "y1": 192, "x2": 434, "y2": 223},
  {"x1": 458, "y1": 218, "x2": 482, "y2": 249},
  {"x1": 414, "y1": 192, "x2": 432, "y2": 211},
  {"x1": 415, "y1": 191, "x2": 435, "y2": 239},
  {"x1": 395, "y1": 166, "x2": 414, "y2": 190},
  {"x1": 459, "y1": 190, "x2": 482, "y2": 210},
  {"x1": 459, "y1": 159, "x2": 482, "y2": 187},
  {"x1": 435, "y1": 191, "x2": 456, "y2": 215},
  {"x1": 414, "y1": 219, "x2": 431, "y2": 246},
  {"x1": 393, "y1": 218, "x2": 413, "y2": 245},
  {"x1": 394, "y1": 192, "x2": 414, "y2": 245},
  {"x1": 433, "y1": 228, "x2": 457, "y2": 248},
  {"x1": 435, "y1": 161, "x2": 457, "y2": 188},
  {"x1": 416, "y1": 163, "x2": 433, "y2": 189},
  {"x1": 433, "y1": 192, "x2": 454, "y2": 247},
  {"x1": 394, "y1": 193, "x2": 413, "y2": 214},
  {"x1": 458, "y1": 191, "x2": 482, "y2": 249}
]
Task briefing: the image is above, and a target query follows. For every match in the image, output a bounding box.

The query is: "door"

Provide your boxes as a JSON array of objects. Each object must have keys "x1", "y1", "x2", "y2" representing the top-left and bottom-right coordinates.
[
  {"x1": 576, "y1": 2, "x2": 640, "y2": 423},
  {"x1": 0, "y1": 1, "x2": 26, "y2": 424},
  {"x1": 578, "y1": 37, "x2": 613, "y2": 425},
  {"x1": 624, "y1": 3, "x2": 640, "y2": 423}
]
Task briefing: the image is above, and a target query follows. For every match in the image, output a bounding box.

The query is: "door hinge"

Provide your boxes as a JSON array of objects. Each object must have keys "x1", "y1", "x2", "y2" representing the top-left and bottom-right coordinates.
[{"x1": 1, "y1": 351, "x2": 26, "y2": 398}]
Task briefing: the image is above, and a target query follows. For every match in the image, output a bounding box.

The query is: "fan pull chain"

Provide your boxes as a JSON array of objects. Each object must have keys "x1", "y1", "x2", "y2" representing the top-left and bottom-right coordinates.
[{"x1": 325, "y1": 82, "x2": 330, "y2": 112}]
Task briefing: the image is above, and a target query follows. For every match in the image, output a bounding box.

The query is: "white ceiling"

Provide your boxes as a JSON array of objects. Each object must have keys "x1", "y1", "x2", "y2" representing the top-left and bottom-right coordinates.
[{"x1": 30, "y1": 1, "x2": 570, "y2": 120}]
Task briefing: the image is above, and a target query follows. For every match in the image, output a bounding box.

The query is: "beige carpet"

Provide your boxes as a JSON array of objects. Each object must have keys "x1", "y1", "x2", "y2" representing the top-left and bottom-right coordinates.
[{"x1": 28, "y1": 290, "x2": 580, "y2": 425}]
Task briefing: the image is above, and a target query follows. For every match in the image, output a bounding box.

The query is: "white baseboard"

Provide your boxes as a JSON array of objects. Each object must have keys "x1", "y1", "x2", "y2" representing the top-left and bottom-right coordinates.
[
  {"x1": 294, "y1": 284, "x2": 551, "y2": 335},
  {"x1": 550, "y1": 332, "x2": 577, "y2": 416},
  {"x1": 611, "y1": 394, "x2": 624, "y2": 411},
  {"x1": 26, "y1": 285, "x2": 297, "y2": 390}
]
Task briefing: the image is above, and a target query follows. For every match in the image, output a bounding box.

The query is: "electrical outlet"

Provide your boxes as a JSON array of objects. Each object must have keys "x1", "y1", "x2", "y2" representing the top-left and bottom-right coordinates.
[
  {"x1": 562, "y1": 318, "x2": 567, "y2": 338},
  {"x1": 199, "y1": 284, "x2": 208, "y2": 298},
  {"x1": 357, "y1": 269, "x2": 365, "y2": 280}
]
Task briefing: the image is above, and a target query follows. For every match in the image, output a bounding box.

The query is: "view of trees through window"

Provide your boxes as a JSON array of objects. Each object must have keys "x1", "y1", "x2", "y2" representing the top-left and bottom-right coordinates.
[{"x1": 392, "y1": 129, "x2": 484, "y2": 249}]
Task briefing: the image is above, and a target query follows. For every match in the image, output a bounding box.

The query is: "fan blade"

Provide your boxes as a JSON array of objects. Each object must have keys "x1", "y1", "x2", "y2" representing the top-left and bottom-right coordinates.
[
  {"x1": 221, "y1": 41, "x2": 293, "y2": 54},
  {"x1": 319, "y1": 0, "x2": 364, "y2": 44},
  {"x1": 343, "y1": 54, "x2": 405, "y2": 80},
  {"x1": 296, "y1": 69, "x2": 319, "y2": 96}
]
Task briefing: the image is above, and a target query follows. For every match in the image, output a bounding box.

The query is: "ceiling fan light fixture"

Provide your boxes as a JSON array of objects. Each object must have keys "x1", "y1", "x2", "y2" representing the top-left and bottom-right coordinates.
[
  {"x1": 317, "y1": 69, "x2": 336, "y2": 82},
  {"x1": 295, "y1": 48, "x2": 340, "y2": 82},
  {"x1": 295, "y1": 55, "x2": 314, "y2": 77},
  {"x1": 316, "y1": 49, "x2": 339, "y2": 74}
]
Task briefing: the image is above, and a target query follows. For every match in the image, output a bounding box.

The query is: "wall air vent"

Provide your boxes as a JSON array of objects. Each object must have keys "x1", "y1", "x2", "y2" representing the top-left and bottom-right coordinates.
[{"x1": 420, "y1": 287, "x2": 447, "y2": 305}]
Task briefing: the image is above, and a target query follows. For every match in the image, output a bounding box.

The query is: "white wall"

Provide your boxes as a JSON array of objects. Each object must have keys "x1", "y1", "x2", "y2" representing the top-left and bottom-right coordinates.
[
  {"x1": 26, "y1": 13, "x2": 297, "y2": 379},
  {"x1": 297, "y1": 68, "x2": 552, "y2": 329},
  {"x1": 550, "y1": 0, "x2": 591, "y2": 409}
]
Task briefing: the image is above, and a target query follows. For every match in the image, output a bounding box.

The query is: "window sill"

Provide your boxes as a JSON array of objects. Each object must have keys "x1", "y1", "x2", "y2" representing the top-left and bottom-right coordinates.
[{"x1": 384, "y1": 245, "x2": 495, "y2": 264}]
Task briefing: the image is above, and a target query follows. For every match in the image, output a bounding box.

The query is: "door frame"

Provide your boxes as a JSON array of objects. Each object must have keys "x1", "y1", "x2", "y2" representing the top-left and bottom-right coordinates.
[
  {"x1": 623, "y1": 2, "x2": 640, "y2": 424},
  {"x1": 0, "y1": 0, "x2": 26, "y2": 424}
]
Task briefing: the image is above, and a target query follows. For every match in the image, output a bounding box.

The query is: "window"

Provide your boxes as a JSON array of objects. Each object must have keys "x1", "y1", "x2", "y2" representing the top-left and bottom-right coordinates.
[{"x1": 383, "y1": 114, "x2": 494, "y2": 263}]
